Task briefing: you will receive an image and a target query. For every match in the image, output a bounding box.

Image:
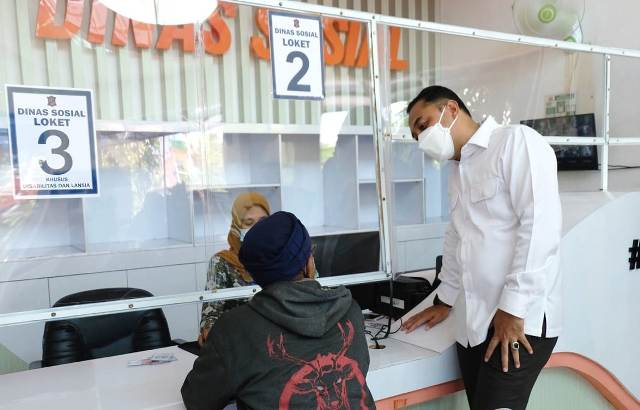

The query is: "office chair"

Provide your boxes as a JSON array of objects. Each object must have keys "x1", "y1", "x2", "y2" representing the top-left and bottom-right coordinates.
[{"x1": 38, "y1": 288, "x2": 173, "y2": 367}]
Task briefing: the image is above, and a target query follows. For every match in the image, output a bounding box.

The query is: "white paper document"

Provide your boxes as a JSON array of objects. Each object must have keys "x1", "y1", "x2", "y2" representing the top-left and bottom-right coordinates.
[
  {"x1": 387, "y1": 291, "x2": 456, "y2": 353},
  {"x1": 127, "y1": 352, "x2": 177, "y2": 367}
]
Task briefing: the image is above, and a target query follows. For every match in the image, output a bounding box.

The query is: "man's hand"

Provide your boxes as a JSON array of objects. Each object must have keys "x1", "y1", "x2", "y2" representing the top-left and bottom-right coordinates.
[
  {"x1": 401, "y1": 305, "x2": 451, "y2": 333},
  {"x1": 197, "y1": 328, "x2": 210, "y2": 347},
  {"x1": 484, "y1": 309, "x2": 534, "y2": 372}
]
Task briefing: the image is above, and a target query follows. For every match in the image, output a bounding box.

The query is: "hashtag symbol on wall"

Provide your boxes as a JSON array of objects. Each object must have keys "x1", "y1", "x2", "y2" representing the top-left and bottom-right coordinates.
[{"x1": 629, "y1": 239, "x2": 640, "y2": 270}]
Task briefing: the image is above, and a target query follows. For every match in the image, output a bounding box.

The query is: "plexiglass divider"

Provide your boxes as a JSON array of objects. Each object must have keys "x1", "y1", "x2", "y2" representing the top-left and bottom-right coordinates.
[
  {"x1": 0, "y1": 1, "x2": 389, "y2": 372},
  {"x1": 0, "y1": 0, "x2": 639, "y2": 376}
]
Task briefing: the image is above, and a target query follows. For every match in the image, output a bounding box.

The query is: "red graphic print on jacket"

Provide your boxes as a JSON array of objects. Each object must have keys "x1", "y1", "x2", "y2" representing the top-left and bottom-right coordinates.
[{"x1": 266, "y1": 320, "x2": 370, "y2": 410}]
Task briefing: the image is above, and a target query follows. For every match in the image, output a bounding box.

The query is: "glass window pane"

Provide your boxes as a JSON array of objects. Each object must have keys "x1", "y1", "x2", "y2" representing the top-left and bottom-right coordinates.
[{"x1": 377, "y1": 24, "x2": 606, "y2": 275}]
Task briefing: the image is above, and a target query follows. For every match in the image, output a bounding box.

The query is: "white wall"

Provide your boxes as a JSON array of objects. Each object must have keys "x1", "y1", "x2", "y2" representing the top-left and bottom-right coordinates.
[
  {"x1": 434, "y1": 0, "x2": 640, "y2": 191},
  {"x1": 555, "y1": 192, "x2": 640, "y2": 400}
]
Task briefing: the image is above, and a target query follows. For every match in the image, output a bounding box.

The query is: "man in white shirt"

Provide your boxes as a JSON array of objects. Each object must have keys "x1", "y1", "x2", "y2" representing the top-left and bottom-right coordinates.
[{"x1": 402, "y1": 86, "x2": 562, "y2": 410}]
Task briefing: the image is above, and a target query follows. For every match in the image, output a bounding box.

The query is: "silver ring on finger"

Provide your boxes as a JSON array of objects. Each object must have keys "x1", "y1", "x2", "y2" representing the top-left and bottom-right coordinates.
[{"x1": 510, "y1": 341, "x2": 520, "y2": 350}]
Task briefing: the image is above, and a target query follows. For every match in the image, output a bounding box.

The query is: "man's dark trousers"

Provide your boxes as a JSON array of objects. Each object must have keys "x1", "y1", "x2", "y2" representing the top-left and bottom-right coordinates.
[{"x1": 456, "y1": 318, "x2": 557, "y2": 410}]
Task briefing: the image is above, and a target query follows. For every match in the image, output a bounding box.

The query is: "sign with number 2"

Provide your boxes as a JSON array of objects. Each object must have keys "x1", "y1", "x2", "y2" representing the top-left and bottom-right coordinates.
[
  {"x1": 5, "y1": 85, "x2": 99, "y2": 199},
  {"x1": 269, "y1": 12, "x2": 325, "y2": 100}
]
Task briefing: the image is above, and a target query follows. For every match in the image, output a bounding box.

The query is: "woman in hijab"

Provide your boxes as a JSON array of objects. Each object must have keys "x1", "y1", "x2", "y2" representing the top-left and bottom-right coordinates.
[{"x1": 197, "y1": 192, "x2": 271, "y2": 346}]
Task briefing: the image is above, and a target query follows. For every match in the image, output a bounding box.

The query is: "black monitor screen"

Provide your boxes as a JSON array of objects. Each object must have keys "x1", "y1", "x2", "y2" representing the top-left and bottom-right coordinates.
[
  {"x1": 311, "y1": 231, "x2": 380, "y2": 277},
  {"x1": 520, "y1": 113, "x2": 598, "y2": 171}
]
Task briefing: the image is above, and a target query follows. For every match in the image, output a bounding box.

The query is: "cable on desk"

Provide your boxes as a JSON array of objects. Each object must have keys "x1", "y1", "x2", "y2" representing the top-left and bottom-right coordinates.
[{"x1": 367, "y1": 277, "x2": 400, "y2": 347}]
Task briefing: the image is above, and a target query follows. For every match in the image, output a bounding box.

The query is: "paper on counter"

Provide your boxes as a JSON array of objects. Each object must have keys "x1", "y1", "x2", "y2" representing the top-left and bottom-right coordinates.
[
  {"x1": 399, "y1": 269, "x2": 437, "y2": 285},
  {"x1": 127, "y1": 352, "x2": 178, "y2": 367},
  {"x1": 387, "y1": 291, "x2": 456, "y2": 353}
]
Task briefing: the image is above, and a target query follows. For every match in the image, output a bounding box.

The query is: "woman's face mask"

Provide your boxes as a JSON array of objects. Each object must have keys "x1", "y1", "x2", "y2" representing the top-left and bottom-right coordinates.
[
  {"x1": 239, "y1": 228, "x2": 250, "y2": 242},
  {"x1": 239, "y1": 206, "x2": 268, "y2": 241},
  {"x1": 417, "y1": 107, "x2": 458, "y2": 162}
]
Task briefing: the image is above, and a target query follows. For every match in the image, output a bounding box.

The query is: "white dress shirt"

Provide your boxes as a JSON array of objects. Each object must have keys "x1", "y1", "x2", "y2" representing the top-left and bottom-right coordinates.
[{"x1": 436, "y1": 116, "x2": 562, "y2": 347}]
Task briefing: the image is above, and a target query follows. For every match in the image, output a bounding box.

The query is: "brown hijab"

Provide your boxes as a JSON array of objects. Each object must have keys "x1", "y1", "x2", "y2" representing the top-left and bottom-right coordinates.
[{"x1": 216, "y1": 192, "x2": 271, "y2": 282}]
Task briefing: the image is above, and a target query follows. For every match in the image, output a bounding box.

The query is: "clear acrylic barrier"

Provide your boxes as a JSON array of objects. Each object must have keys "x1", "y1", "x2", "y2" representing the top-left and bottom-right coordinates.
[
  {"x1": 0, "y1": 298, "x2": 206, "y2": 375},
  {"x1": 0, "y1": 0, "x2": 209, "y2": 374},
  {"x1": 607, "y1": 56, "x2": 640, "y2": 192},
  {"x1": 376, "y1": 24, "x2": 608, "y2": 275},
  {"x1": 0, "y1": 0, "x2": 638, "y2": 379},
  {"x1": 605, "y1": 147, "x2": 640, "y2": 192},
  {"x1": 199, "y1": 3, "x2": 381, "y2": 281},
  {"x1": 0, "y1": 0, "x2": 384, "y2": 375},
  {"x1": 0, "y1": 0, "x2": 203, "y2": 260}
]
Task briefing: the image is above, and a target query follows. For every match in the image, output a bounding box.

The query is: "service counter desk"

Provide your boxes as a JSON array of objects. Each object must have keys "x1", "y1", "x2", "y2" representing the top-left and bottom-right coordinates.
[{"x1": 0, "y1": 342, "x2": 461, "y2": 410}]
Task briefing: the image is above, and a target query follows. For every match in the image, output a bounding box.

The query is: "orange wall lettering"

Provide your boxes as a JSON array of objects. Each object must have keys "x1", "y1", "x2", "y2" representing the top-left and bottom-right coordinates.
[
  {"x1": 36, "y1": 0, "x2": 83, "y2": 40},
  {"x1": 34, "y1": 0, "x2": 408, "y2": 70},
  {"x1": 203, "y1": 3, "x2": 237, "y2": 55},
  {"x1": 342, "y1": 21, "x2": 362, "y2": 67},
  {"x1": 355, "y1": 28, "x2": 368, "y2": 68},
  {"x1": 87, "y1": 0, "x2": 107, "y2": 43},
  {"x1": 250, "y1": 8, "x2": 270, "y2": 60},
  {"x1": 156, "y1": 24, "x2": 195, "y2": 52},
  {"x1": 204, "y1": 13, "x2": 231, "y2": 55},
  {"x1": 323, "y1": 18, "x2": 346, "y2": 65},
  {"x1": 389, "y1": 27, "x2": 408, "y2": 71},
  {"x1": 112, "y1": 16, "x2": 153, "y2": 48}
]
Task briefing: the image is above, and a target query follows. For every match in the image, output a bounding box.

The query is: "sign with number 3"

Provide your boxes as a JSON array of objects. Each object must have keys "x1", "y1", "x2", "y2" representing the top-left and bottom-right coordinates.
[
  {"x1": 269, "y1": 12, "x2": 325, "y2": 100},
  {"x1": 6, "y1": 85, "x2": 99, "y2": 199}
]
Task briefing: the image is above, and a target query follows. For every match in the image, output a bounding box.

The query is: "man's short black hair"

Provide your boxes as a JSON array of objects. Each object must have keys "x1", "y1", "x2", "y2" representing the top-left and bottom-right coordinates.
[{"x1": 406, "y1": 85, "x2": 471, "y2": 117}]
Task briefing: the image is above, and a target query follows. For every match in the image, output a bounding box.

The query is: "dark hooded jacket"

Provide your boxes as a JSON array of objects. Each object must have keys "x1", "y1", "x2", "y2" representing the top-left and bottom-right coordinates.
[{"x1": 181, "y1": 280, "x2": 375, "y2": 410}]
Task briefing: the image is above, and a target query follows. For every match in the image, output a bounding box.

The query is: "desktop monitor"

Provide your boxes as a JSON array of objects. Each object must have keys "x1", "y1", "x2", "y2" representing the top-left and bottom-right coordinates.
[
  {"x1": 311, "y1": 231, "x2": 380, "y2": 277},
  {"x1": 520, "y1": 113, "x2": 598, "y2": 171},
  {"x1": 312, "y1": 231, "x2": 382, "y2": 311}
]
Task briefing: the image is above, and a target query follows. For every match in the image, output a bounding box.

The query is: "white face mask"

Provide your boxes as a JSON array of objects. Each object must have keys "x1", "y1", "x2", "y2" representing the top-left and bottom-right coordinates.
[
  {"x1": 417, "y1": 107, "x2": 458, "y2": 161},
  {"x1": 239, "y1": 228, "x2": 250, "y2": 242}
]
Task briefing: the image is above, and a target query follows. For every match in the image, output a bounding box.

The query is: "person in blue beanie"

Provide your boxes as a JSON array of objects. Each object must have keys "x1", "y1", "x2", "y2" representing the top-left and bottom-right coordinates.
[{"x1": 182, "y1": 211, "x2": 375, "y2": 410}]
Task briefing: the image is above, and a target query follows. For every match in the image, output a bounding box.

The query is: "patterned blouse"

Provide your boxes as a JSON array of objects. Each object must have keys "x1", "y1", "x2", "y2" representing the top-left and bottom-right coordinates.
[{"x1": 199, "y1": 255, "x2": 252, "y2": 332}]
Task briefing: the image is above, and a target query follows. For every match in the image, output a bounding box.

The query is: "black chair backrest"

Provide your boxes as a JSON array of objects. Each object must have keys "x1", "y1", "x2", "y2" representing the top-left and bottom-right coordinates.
[{"x1": 42, "y1": 288, "x2": 172, "y2": 367}]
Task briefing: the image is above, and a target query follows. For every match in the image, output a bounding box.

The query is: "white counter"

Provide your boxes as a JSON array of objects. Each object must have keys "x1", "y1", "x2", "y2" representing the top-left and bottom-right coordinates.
[{"x1": 0, "y1": 341, "x2": 457, "y2": 410}]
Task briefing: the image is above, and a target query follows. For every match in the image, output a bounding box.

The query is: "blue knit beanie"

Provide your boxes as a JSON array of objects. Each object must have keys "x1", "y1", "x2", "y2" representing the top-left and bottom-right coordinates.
[{"x1": 238, "y1": 211, "x2": 312, "y2": 288}]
